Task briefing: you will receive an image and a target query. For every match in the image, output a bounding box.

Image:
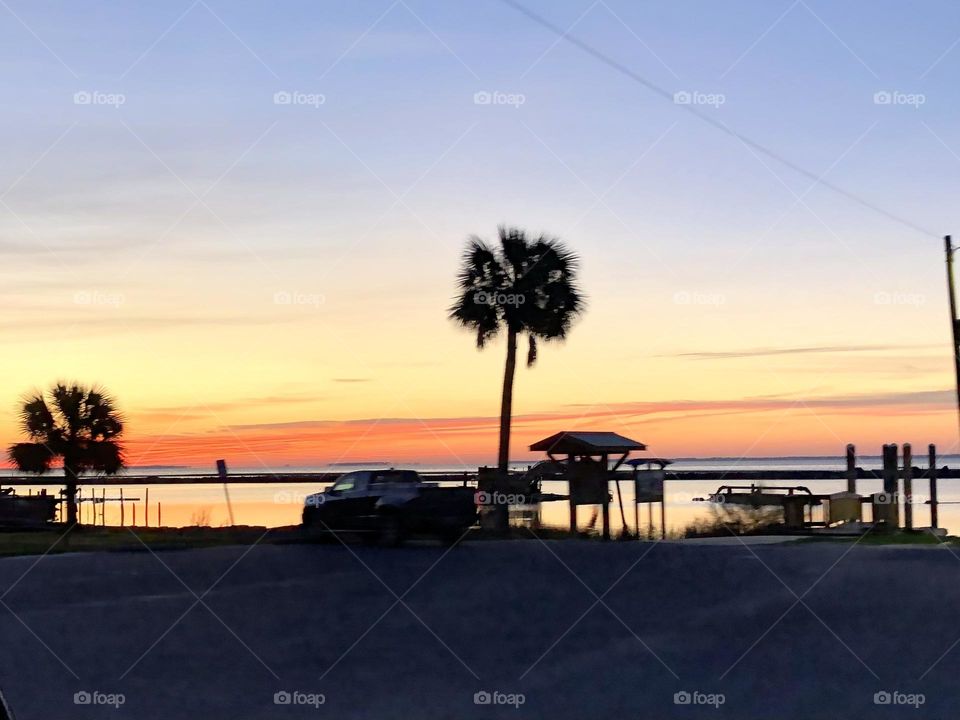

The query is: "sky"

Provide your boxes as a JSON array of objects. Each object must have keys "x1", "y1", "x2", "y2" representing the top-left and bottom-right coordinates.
[{"x1": 2, "y1": 0, "x2": 960, "y2": 469}]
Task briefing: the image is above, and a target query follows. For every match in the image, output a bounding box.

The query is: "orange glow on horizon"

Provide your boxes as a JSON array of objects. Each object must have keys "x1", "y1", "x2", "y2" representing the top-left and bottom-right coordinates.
[{"x1": 2, "y1": 391, "x2": 951, "y2": 471}]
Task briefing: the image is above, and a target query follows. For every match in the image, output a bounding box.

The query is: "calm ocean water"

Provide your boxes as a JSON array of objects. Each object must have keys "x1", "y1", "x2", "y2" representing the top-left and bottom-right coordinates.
[{"x1": 2, "y1": 456, "x2": 957, "y2": 535}]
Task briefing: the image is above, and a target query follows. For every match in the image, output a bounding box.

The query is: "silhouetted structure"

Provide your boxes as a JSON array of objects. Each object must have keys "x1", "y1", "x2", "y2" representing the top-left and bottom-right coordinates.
[{"x1": 530, "y1": 431, "x2": 646, "y2": 540}]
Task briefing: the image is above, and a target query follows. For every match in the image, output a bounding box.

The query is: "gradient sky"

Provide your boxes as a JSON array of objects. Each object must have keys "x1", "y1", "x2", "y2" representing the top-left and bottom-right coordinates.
[{"x1": 2, "y1": 0, "x2": 960, "y2": 468}]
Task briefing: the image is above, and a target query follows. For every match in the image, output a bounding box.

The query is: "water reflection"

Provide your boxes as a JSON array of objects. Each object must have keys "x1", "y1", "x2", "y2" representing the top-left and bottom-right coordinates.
[{"x1": 10, "y1": 475, "x2": 953, "y2": 536}]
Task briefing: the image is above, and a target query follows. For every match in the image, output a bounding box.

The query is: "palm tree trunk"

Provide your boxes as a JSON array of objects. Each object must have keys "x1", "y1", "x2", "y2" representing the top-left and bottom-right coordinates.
[
  {"x1": 64, "y1": 464, "x2": 78, "y2": 526},
  {"x1": 497, "y1": 328, "x2": 518, "y2": 473}
]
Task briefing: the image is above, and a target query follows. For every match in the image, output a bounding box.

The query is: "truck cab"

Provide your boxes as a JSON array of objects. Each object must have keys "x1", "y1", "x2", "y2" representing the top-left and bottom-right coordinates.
[{"x1": 302, "y1": 469, "x2": 476, "y2": 546}]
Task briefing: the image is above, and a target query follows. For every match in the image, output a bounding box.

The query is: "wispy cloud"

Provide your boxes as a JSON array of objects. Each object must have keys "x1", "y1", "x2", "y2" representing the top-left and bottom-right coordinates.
[
  {"x1": 664, "y1": 343, "x2": 941, "y2": 360},
  {"x1": 0, "y1": 315, "x2": 297, "y2": 334},
  {"x1": 142, "y1": 395, "x2": 320, "y2": 417},
  {"x1": 225, "y1": 387, "x2": 955, "y2": 434},
  {"x1": 110, "y1": 386, "x2": 958, "y2": 467}
]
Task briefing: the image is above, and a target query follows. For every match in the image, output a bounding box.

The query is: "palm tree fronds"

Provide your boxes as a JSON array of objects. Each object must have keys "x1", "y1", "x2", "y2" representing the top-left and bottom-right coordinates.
[
  {"x1": 76, "y1": 440, "x2": 125, "y2": 475},
  {"x1": 8, "y1": 442, "x2": 56, "y2": 474},
  {"x1": 18, "y1": 393, "x2": 56, "y2": 439}
]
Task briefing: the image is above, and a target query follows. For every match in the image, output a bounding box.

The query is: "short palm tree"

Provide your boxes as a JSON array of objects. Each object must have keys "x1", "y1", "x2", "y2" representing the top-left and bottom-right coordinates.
[
  {"x1": 8, "y1": 383, "x2": 125, "y2": 526},
  {"x1": 450, "y1": 226, "x2": 583, "y2": 472}
]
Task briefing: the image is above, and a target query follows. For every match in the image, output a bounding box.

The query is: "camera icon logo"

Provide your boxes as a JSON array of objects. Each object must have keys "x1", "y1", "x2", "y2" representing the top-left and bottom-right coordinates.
[
  {"x1": 473, "y1": 91, "x2": 492, "y2": 105},
  {"x1": 874, "y1": 690, "x2": 892, "y2": 705},
  {"x1": 474, "y1": 690, "x2": 492, "y2": 705},
  {"x1": 273, "y1": 91, "x2": 292, "y2": 105},
  {"x1": 73, "y1": 691, "x2": 92, "y2": 705},
  {"x1": 274, "y1": 690, "x2": 292, "y2": 705},
  {"x1": 674, "y1": 691, "x2": 691, "y2": 705},
  {"x1": 673, "y1": 91, "x2": 692, "y2": 105},
  {"x1": 873, "y1": 91, "x2": 892, "y2": 105},
  {"x1": 73, "y1": 91, "x2": 92, "y2": 105}
]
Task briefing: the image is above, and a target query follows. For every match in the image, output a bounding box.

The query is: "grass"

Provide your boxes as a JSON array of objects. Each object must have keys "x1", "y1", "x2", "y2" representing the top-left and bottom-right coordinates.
[
  {"x1": 0, "y1": 525, "x2": 304, "y2": 558},
  {"x1": 1, "y1": 523, "x2": 954, "y2": 558},
  {"x1": 0, "y1": 523, "x2": 652, "y2": 557}
]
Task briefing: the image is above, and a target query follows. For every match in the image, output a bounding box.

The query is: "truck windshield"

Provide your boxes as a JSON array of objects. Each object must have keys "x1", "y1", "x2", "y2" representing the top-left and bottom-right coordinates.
[{"x1": 330, "y1": 474, "x2": 358, "y2": 492}]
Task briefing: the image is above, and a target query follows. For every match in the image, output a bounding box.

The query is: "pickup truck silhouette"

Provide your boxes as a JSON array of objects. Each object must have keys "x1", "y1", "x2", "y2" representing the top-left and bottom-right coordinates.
[{"x1": 302, "y1": 469, "x2": 477, "y2": 546}]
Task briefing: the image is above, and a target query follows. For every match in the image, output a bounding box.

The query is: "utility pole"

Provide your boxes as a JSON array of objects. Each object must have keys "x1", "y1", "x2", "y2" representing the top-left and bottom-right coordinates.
[{"x1": 945, "y1": 236, "x2": 960, "y2": 441}]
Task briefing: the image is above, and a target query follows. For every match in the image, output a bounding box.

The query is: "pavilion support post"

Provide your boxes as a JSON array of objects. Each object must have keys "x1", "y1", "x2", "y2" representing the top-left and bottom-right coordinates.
[
  {"x1": 601, "y1": 453, "x2": 610, "y2": 542},
  {"x1": 568, "y1": 453, "x2": 577, "y2": 537},
  {"x1": 903, "y1": 443, "x2": 913, "y2": 530},
  {"x1": 929, "y1": 444, "x2": 939, "y2": 529},
  {"x1": 614, "y1": 475, "x2": 628, "y2": 537},
  {"x1": 845, "y1": 444, "x2": 857, "y2": 494},
  {"x1": 661, "y1": 477, "x2": 667, "y2": 539},
  {"x1": 634, "y1": 467, "x2": 640, "y2": 540}
]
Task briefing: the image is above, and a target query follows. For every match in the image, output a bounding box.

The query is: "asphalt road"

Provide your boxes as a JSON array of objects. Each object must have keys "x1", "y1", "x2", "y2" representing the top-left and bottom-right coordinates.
[{"x1": 0, "y1": 537, "x2": 957, "y2": 719}]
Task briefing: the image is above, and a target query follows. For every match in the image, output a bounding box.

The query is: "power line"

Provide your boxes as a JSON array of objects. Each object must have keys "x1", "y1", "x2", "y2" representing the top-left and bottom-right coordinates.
[{"x1": 498, "y1": 0, "x2": 941, "y2": 239}]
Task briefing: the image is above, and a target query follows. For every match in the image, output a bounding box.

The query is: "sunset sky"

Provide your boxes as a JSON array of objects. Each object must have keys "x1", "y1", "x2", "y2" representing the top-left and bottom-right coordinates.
[{"x1": 3, "y1": 0, "x2": 960, "y2": 468}]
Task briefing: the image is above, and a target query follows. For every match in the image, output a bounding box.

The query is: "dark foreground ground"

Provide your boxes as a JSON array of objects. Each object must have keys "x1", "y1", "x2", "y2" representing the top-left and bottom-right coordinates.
[{"x1": 0, "y1": 536, "x2": 957, "y2": 719}]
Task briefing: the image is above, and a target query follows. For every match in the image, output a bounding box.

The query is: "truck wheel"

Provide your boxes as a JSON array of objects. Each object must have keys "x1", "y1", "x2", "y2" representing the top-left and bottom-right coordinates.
[{"x1": 377, "y1": 513, "x2": 404, "y2": 547}]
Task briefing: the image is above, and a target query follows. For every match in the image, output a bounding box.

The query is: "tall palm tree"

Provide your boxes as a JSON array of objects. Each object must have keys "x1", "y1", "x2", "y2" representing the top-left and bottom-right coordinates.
[
  {"x1": 450, "y1": 226, "x2": 583, "y2": 472},
  {"x1": 8, "y1": 383, "x2": 125, "y2": 526}
]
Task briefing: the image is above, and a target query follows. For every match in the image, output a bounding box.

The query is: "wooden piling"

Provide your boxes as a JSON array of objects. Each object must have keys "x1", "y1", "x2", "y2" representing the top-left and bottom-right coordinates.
[
  {"x1": 882, "y1": 444, "x2": 898, "y2": 495},
  {"x1": 929, "y1": 444, "x2": 939, "y2": 529},
  {"x1": 120, "y1": 488, "x2": 125, "y2": 527},
  {"x1": 145, "y1": 487, "x2": 149, "y2": 528},
  {"x1": 903, "y1": 443, "x2": 913, "y2": 530},
  {"x1": 845, "y1": 444, "x2": 856, "y2": 493}
]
